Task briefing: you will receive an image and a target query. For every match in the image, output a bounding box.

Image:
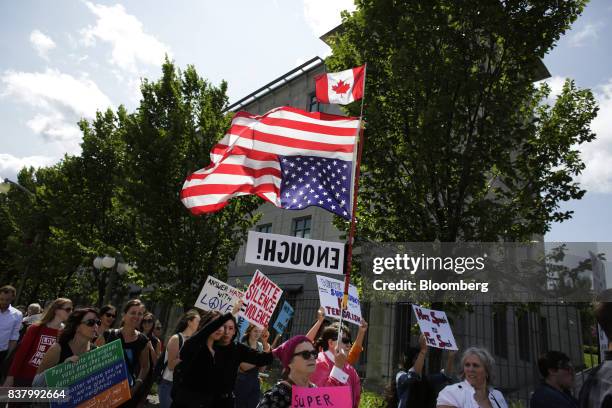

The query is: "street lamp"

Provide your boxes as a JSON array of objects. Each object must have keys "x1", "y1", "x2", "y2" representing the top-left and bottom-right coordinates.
[
  {"x1": 0, "y1": 178, "x2": 35, "y2": 197},
  {"x1": 93, "y1": 254, "x2": 130, "y2": 305}
]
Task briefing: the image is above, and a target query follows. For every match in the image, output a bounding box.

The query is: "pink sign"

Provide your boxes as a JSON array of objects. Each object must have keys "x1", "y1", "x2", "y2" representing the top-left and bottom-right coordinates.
[{"x1": 292, "y1": 385, "x2": 351, "y2": 408}]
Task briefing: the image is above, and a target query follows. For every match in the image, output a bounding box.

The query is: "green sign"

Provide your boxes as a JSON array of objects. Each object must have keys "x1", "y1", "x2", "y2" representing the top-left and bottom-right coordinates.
[{"x1": 45, "y1": 339, "x2": 124, "y2": 387}]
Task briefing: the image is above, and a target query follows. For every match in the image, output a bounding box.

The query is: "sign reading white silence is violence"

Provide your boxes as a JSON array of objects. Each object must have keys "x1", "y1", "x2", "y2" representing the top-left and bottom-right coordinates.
[
  {"x1": 412, "y1": 305, "x2": 458, "y2": 351},
  {"x1": 245, "y1": 231, "x2": 344, "y2": 275},
  {"x1": 316, "y1": 275, "x2": 362, "y2": 326},
  {"x1": 239, "y1": 270, "x2": 283, "y2": 329},
  {"x1": 195, "y1": 276, "x2": 244, "y2": 314}
]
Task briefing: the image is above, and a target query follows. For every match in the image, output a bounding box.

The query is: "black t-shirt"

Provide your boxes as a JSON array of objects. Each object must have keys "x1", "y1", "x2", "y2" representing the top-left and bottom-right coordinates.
[{"x1": 104, "y1": 329, "x2": 149, "y2": 386}]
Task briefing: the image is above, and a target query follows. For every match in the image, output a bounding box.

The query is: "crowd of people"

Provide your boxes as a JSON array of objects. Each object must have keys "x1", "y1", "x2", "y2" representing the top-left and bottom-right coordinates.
[{"x1": 1, "y1": 283, "x2": 611, "y2": 408}]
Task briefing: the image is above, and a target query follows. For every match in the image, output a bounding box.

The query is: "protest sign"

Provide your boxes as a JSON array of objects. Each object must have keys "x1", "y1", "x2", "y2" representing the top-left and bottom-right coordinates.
[
  {"x1": 292, "y1": 385, "x2": 351, "y2": 408},
  {"x1": 315, "y1": 275, "x2": 362, "y2": 326},
  {"x1": 45, "y1": 339, "x2": 130, "y2": 408},
  {"x1": 272, "y1": 301, "x2": 294, "y2": 334},
  {"x1": 412, "y1": 305, "x2": 458, "y2": 350},
  {"x1": 237, "y1": 316, "x2": 249, "y2": 341},
  {"x1": 239, "y1": 270, "x2": 283, "y2": 329},
  {"x1": 245, "y1": 231, "x2": 344, "y2": 275},
  {"x1": 195, "y1": 275, "x2": 244, "y2": 314}
]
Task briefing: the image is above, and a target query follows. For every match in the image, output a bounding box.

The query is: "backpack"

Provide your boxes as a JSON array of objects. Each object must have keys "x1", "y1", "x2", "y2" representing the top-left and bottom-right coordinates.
[{"x1": 153, "y1": 333, "x2": 184, "y2": 384}]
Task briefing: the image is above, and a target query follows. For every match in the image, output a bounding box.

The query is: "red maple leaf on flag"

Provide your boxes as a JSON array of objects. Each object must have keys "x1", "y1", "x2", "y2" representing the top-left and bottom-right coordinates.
[{"x1": 332, "y1": 80, "x2": 350, "y2": 95}]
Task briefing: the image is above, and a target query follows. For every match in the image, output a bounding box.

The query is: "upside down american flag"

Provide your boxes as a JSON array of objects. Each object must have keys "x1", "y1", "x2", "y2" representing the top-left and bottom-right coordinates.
[{"x1": 180, "y1": 106, "x2": 361, "y2": 219}]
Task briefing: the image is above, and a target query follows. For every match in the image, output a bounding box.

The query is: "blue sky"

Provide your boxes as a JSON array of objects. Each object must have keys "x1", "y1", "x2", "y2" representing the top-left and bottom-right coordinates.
[{"x1": 0, "y1": 0, "x2": 611, "y2": 243}]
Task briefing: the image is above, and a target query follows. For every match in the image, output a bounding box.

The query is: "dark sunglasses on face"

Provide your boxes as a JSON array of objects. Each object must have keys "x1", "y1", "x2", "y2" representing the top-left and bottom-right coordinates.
[
  {"x1": 82, "y1": 319, "x2": 102, "y2": 327},
  {"x1": 104, "y1": 312, "x2": 116, "y2": 319},
  {"x1": 293, "y1": 350, "x2": 318, "y2": 360},
  {"x1": 143, "y1": 319, "x2": 154, "y2": 324},
  {"x1": 61, "y1": 307, "x2": 73, "y2": 313},
  {"x1": 339, "y1": 337, "x2": 352, "y2": 345}
]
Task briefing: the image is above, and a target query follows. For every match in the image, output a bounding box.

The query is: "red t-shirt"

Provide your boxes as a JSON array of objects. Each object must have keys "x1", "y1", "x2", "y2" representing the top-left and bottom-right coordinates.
[{"x1": 9, "y1": 324, "x2": 60, "y2": 381}]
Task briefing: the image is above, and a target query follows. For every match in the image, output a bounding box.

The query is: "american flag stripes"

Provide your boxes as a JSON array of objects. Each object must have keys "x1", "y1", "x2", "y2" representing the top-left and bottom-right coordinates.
[{"x1": 180, "y1": 106, "x2": 360, "y2": 219}]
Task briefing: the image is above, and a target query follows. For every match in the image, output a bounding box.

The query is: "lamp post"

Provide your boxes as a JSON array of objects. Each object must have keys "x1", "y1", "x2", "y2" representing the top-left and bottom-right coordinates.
[
  {"x1": 93, "y1": 254, "x2": 130, "y2": 305},
  {"x1": 0, "y1": 177, "x2": 37, "y2": 304}
]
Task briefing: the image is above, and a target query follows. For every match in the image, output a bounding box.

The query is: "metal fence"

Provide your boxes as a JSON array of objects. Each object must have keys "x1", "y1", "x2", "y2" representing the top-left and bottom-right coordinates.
[{"x1": 284, "y1": 298, "x2": 598, "y2": 407}]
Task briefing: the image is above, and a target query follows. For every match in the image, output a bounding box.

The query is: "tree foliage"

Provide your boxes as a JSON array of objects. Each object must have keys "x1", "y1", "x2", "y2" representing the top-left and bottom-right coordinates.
[
  {"x1": 1, "y1": 60, "x2": 258, "y2": 307},
  {"x1": 328, "y1": 0, "x2": 597, "y2": 242}
]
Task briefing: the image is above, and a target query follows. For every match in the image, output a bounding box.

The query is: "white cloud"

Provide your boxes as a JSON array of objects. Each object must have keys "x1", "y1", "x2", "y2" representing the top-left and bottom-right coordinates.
[
  {"x1": 576, "y1": 79, "x2": 612, "y2": 193},
  {"x1": 80, "y1": 2, "x2": 171, "y2": 73},
  {"x1": 568, "y1": 22, "x2": 602, "y2": 47},
  {"x1": 303, "y1": 0, "x2": 356, "y2": 36},
  {"x1": 0, "y1": 154, "x2": 57, "y2": 181},
  {"x1": 543, "y1": 75, "x2": 567, "y2": 99},
  {"x1": 30, "y1": 30, "x2": 56, "y2": 60},
  {"x1": 1, "y1": 69, "x2": 112, "y2": 151}
]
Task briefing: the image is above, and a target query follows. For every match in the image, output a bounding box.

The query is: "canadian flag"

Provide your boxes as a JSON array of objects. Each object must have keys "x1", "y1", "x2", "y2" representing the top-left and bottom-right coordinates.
[{"x1": 315, "y1": 65, "x2": 365, "y2": 105}]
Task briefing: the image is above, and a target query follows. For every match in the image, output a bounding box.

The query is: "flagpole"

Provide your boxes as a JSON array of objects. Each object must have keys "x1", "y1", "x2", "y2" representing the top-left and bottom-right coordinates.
[{"x1": 337, "y1": 63, "x2": 367, "y2": 345}]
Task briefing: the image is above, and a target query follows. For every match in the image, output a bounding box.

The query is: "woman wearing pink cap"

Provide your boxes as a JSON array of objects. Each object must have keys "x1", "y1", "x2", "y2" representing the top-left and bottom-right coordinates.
[{"x1": 258, "y1": 335, "x2": 344, "y2": 408}]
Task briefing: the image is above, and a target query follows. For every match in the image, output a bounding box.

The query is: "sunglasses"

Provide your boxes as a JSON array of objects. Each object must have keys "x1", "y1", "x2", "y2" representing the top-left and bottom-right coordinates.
[
  {"x1": 143, "y1": 319, "x2": 154, "y2": 324},
  {"x1": 293, "y1": 350, "x2": 318, "y2": 360},
  {"x1": 339, "y1": 337, "x2": 352, "y2": 345},
  {"x1": 82, "y1": 319, "x2": 102, "y2": 327},
  {"x1": 60, "y1": 307, "x2": 73, "y2": 313},
  {"x1": 104, "y1": 312, "x2": 116, "y2": 319}
]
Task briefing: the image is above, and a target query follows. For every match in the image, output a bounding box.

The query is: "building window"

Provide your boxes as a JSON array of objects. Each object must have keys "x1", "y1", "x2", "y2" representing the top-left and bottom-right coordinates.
[
  {"x1": 493, "y1": 309, "x2": 508, "y2": 359},
  {"x1": 256, "y1": 223, "x2": 272, "y2": 233},
  {"x1": 292, "y1": 216, "x2": 311, "y2": 239},
  {"x1": 308, "y1": 93, "x2": 320, "y2": 112},
  {"x1": 518, "y1": 312, "x2": 531, "y2": 361}
]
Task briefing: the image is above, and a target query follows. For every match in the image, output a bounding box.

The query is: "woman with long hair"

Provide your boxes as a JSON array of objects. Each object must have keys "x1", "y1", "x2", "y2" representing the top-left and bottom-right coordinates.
[
  {"x1": 36, "y1": 308, "x2": 100, "y2": 374},
  {"x1": 157, "y1": 309, "x2": 200, "y2": 408},
  {"x1": 437, "y1": 347, "x2": 507, "y2": 408},
  {"x1": 95, "y1": 304, "x2": 117, "y2": 345},
  {"x1": 3, "y1": 298, "x2": 72, "y2": 387},
  {"x1": 141, "y1": 312, "x2": 162, "y2": 360},
  {"x1": 256, "y1": 336, "x2": 318, "y2": 408},
  {"x1": 172, "y1": 302, "x2": 272, "y2": 408},
  {"x1": 97, "y1": 299, "x2": 151, "y2": 408},
  {"x1": 234, "y1": 324, "x2": 267, "y2": 408}
]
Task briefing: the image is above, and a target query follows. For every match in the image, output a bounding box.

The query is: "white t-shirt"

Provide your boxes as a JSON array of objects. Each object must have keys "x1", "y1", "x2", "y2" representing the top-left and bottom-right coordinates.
[
  {"x1": 437, "y1": 380, "x2": 508, "y2": 408},
  {"x1": 0, "y1": 305, "x2": 22, "y2": 351}
]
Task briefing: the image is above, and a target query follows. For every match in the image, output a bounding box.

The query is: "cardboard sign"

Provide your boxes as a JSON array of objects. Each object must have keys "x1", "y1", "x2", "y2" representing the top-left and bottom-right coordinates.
[
  {"x1": 316, "y1": 275, "x2": 362, "y2": 326},
  {"x1": 412, "y1": 305, "x2": 458, "y2": 350},
  {"x1": 46, "y1": 339, "x2": 131, "y2": 408},
  {"x1": 292, "y1": 385, "x2": 351, "y2": 408},
  {"x1": 245, "y1": 231, "x2": 345, "y2": 275},
  {"x1": 239, "y1": 270, "x2": 283, "y2": 329},
  {"x1": 272, "y1": 301, "x2": 294, "y2": 334},
  {"x1": 195, "y1": 276, "x2": 244, "y2": 314}
]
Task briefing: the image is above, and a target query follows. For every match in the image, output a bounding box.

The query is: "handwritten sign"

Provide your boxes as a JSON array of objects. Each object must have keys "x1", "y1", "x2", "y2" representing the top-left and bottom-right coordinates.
[
  {"x1": 412, "y1": 305, "x2": 458, "y2": 350},
  {"x1": 239, "y1": 270, "x2": 283, "y2": 329},
  {"x1": 272, "y1": 301, "x2": 294, "y2": 334},
  {"x1": 46, "y1": 339, "x2": 131, "y2": 408},
  {"x1": 195, "y1": 276, "x2": 244, "y2": 314},
  {"x1": 245, "y1": 231, "x2": 345, "y2": 275},
  {"x1": 316, "y1": 275, "x2": 362, "y2": 326},
  {"x1": 292, "y1": 385, "x2": 351, "y2": 408}
]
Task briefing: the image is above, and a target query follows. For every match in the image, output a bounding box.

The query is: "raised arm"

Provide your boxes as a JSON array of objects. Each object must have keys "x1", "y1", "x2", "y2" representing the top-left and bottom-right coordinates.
[
  {"x1": 413, "y1": 334, "x2": 428, "y2": 375},
  {"x1": 306, "y1": 307, "x2": 326, "y2": 342},
  {"x1": 347, "y1": 319, "x2": 368, "y2": 365}
]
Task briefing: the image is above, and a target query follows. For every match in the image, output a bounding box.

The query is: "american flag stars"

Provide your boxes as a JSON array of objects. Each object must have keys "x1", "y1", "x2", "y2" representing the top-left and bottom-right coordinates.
[{"x1": 279, "y1": 156, "x2": 352, "y2": 218}]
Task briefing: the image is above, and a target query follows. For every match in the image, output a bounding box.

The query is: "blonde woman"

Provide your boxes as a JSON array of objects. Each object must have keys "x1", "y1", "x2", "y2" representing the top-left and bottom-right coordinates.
[{"x1": 3, "y1": 298, "x2": 72, "y2": 387}]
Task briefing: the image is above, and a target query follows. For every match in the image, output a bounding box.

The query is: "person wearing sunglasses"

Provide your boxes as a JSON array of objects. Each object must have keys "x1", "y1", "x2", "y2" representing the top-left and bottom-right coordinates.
[
  {"x1": 2, "y1": 297, "x2": 72, "y2": 387},
  {"x1": 530, "y1": 350, "x2": 578, "y2": 408},
  {"x1": 35, "y1": 308, "x2": 100, "y2": 376},
  {"x1": 257, "y1": 335, "x2": 319, "y2": 408},
  {"x1": 311, "y1": 325, "x2": 362, "y2": 408},
  {"x1": 95, "y1": 304, "x2": 117, "y2": 344}
]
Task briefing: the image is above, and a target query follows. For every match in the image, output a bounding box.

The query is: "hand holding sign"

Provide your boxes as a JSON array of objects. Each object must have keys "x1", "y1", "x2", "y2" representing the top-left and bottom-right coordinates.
[
  {"x1": 412, "y1": 305, "x2": 458, "y2": 351},
  {"x1": 232, "y1": 299, "x2": 244, "y2": 316}
]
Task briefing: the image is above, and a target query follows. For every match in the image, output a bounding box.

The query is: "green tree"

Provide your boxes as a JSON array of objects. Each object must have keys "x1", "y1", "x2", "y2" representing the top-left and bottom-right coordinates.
[
  {"x1": 122, "y1": 59, "x2": 259, "y2": 306},
  {"x1": 327, "y1": 0, "x2": 597, "y2": 243}
]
